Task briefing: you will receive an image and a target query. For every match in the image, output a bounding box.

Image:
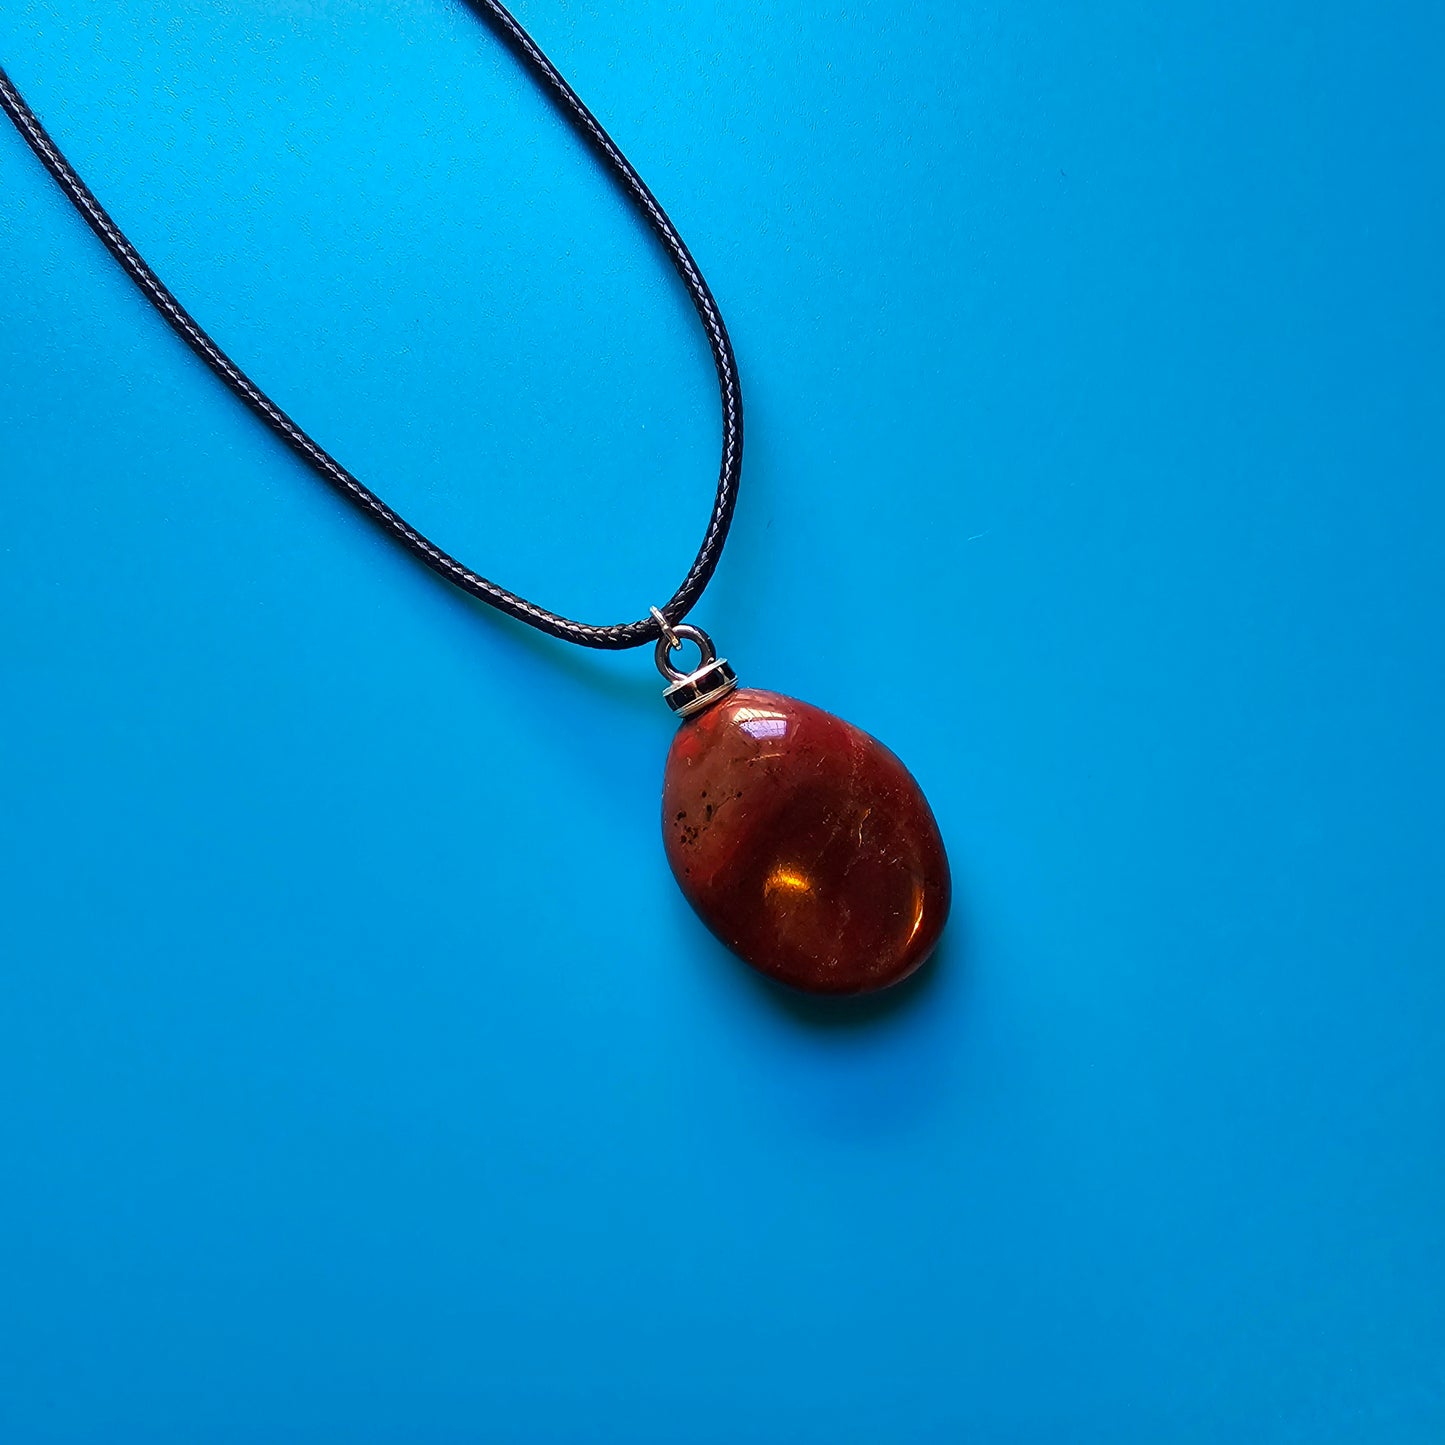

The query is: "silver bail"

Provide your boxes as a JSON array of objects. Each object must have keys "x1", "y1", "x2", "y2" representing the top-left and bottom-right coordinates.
[{"x1": 651, "y1": 609, "x2": 738, "y2": 719}]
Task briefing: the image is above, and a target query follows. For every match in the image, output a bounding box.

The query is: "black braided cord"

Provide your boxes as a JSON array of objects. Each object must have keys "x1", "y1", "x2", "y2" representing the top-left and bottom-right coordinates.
[{"x1": 0, "y1": 0, "x2": 742, "y2": 650}]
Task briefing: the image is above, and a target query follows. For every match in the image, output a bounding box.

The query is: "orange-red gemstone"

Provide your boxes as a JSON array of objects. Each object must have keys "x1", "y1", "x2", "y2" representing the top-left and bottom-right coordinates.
[{"x1": 662, "y1": 688, "x2": 950, "y2": 994}]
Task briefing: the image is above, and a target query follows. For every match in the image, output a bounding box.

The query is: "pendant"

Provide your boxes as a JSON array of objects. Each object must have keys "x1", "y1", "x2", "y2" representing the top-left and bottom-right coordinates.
[{"x1": 653, "y1": 618, "x2": 951, "y2": 995}]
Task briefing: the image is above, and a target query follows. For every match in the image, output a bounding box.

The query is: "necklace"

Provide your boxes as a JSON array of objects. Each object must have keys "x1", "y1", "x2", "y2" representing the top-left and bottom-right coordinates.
[{"x1": 0, "y1": 2, "x2": 950, "y2": 996}]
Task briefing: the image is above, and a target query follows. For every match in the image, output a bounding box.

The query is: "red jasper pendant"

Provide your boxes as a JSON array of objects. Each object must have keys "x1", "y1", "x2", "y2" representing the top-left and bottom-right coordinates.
[{"x1": 654, "y1": 621, "x2": 950, "y2": 995}]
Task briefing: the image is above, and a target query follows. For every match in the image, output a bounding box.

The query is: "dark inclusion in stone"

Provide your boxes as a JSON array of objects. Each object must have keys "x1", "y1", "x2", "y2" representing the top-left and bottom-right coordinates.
[{"x1": 662, "y1": 688, "x2": 951, "y2": 995}]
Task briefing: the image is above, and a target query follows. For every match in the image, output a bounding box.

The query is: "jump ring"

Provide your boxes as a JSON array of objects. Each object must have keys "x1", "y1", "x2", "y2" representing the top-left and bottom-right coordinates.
[{"x1": 653, "y1": 622, "x2": 718, "y2": 683}]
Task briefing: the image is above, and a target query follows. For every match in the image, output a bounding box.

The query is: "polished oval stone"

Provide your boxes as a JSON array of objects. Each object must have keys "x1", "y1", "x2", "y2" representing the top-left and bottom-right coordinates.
[{"x1": 662, "y1": 688, "x2": 951, "y2": 994}]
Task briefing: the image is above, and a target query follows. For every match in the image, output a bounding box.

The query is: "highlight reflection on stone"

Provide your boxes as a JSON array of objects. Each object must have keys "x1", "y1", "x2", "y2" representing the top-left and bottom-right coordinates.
[{"x1": 662, "y1": 688, "x2": 950, "y2": 994}]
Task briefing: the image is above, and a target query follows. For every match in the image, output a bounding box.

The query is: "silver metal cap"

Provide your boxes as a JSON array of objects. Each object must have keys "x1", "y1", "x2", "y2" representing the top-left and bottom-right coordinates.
[
  {"x1": 663, "y1": 657, "x2": 739, "y2": 717},
  {"x1": 652, "y1": 611, "x2": 739, "y2": 719}
]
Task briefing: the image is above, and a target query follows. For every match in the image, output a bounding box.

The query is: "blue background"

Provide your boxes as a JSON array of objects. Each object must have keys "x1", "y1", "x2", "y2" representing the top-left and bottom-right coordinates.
[{"x1": 2, "y1": 2, "x2": 1442, "y2": 1440}]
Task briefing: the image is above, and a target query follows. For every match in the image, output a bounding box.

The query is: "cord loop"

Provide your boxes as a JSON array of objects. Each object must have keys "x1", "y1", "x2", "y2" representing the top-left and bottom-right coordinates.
[{"x1": 0, "y1": 0, "x2": 742, "y2": 651}]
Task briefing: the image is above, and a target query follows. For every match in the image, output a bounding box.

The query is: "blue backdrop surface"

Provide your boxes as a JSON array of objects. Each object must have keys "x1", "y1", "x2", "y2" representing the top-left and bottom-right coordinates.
[{"x1": 2, "y1": 2, "x2": 1442, "y2": 1440}]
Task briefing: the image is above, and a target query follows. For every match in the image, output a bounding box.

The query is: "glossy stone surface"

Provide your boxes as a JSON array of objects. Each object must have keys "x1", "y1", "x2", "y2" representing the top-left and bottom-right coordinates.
[{"x1": 662, "y1": 688, "x2": 951, "y2": 994}]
